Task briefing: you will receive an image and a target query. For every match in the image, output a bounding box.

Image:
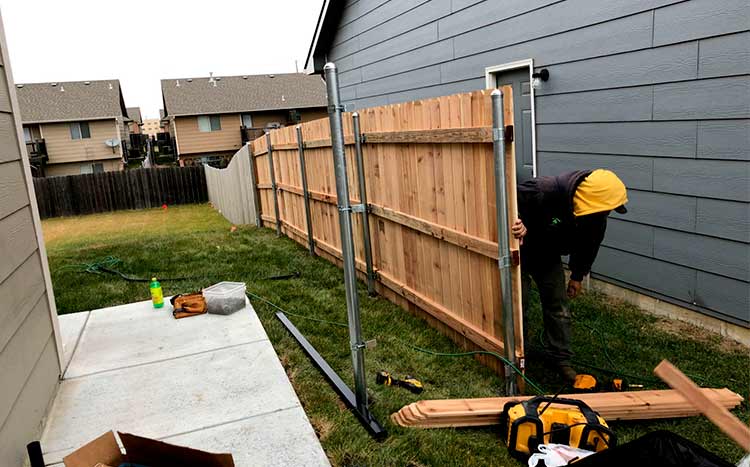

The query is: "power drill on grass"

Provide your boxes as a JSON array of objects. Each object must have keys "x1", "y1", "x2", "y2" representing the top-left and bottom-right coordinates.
[
  {"x1": 573, "y1": 374, "x2": 644, "y2": 392},
  {"x1": 376, "y1": 371, "x2": 424, "y2": 394}
]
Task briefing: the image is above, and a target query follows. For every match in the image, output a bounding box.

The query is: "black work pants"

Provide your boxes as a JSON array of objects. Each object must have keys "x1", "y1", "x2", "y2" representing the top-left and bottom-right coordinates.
[{"x1": 521, "y1": 255, "x2": 573, "y2": 366}]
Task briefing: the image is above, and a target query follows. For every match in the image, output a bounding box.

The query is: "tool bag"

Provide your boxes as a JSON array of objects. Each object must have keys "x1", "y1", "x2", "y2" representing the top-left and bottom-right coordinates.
[
  {"x1": 170, "y1": 292, "x2": 207, "y2": 319},
  {"x1": 499, "y1": 396, "x2": 615, "y2": 461}
]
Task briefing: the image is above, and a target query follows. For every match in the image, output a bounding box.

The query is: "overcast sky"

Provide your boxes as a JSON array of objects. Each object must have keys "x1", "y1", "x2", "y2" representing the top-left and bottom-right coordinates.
[{"x1": 0, "y1": 0, "x2": 323, "y2": 119}]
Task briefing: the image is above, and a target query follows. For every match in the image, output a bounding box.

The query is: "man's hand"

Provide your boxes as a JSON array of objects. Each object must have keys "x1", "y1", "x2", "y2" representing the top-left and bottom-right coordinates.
[
  {"x1": 567, "y1": 279, "x2": 582, "y2": 299},
  {"x1": 511, "y1": 219, "x2": 527, "y2": 245}
]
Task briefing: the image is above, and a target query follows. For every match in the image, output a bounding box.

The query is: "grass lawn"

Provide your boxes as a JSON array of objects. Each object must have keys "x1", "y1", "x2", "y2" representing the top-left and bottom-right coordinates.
[{"x1": 43, "y1": 204, "x2": 749, "y2": 466}]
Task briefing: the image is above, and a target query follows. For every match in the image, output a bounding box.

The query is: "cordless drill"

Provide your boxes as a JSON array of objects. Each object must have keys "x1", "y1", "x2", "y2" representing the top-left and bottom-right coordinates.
[{"x1": 375, "y1": 371, "x2": 424, "y2": 394}]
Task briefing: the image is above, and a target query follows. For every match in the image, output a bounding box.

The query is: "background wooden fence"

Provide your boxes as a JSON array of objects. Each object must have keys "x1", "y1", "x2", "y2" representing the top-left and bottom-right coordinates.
[
  {"x1": 251, "y1": 89, "x2": 523, "y2": 374},
  {"x1": 205, "y1": 145, "x2": 258, "y2": 225},
  {"x1": 33, "y1": 166, "x2": 207, "y2": 218}
]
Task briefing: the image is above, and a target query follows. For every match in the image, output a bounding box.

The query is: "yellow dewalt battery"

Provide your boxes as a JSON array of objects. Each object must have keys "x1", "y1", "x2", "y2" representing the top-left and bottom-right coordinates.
[{"x1": 499, "y1": 396, "x2": 616, "y2": 460}]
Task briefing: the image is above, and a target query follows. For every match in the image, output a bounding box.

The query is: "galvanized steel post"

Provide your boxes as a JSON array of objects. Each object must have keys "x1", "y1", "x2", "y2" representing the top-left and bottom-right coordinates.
[
  {"x1": 491, "y1": 89, "x2": 518, "y2": 396},
  {"x1": 266, "y1": 131, "x2": 282, "y2": 236},
  {"x1": 324, "y1": 62, "x2": 370, "y2": 415},
  {"x1": 352, "y1": 112, "x2": 376, "y2": 296},
  {"x1": 246, "y1": 142, "x2": 263, "y2": 228},
  {"x1": 296, "y1": 125, "x2": 315, "y2": 255}
]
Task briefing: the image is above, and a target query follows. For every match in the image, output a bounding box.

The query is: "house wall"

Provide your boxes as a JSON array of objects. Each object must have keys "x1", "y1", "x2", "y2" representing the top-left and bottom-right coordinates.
[
  {"x1": 321, "y1": 0, "x2": 750, "y2": 326},
  {"x1": 0, "y1": 14, "x2": 62, "y2": 467},
  {"x1": 174, "y1": 114, "x2": 243, "y2": 156},
  {"x1": 45, "y1": 158, "x2": 123, "y2": 177},
  {"x1": 39, "y1": 119, "x2": 123, "y2": 164}
]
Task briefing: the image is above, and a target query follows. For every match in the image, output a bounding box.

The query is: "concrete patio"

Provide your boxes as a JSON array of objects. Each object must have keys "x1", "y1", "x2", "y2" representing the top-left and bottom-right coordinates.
[{"x1": 41, "y1": 298, "x2": 330, "y2": 466}]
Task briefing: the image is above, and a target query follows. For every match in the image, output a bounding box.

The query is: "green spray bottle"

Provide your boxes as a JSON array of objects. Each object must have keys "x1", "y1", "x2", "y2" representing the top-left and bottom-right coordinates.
[{"x1": 150, "y1": 277, "x2": 164, "y2": 308}]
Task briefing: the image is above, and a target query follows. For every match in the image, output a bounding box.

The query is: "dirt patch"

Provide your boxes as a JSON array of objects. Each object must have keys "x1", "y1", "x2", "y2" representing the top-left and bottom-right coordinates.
[
  {"x1": 654, "y1": 318, "x2": 746, "y2": 354},
  {"x1": 310, "y1": 416, "x2": 335, "y2": 441}
]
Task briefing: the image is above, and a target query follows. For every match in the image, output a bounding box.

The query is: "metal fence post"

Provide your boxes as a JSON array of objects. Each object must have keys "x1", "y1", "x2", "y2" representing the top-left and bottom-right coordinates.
[
  {"x1": 325, "y1": 62, "x2": 370, "y2": 416},
  {"x1": 352, "y1": 112, "x2": 376, "y2": 296},
  {"x1": 266, "y1": 131, "x2": 282, "y2": 236},
  {"x1": 296, "y1": 125, "x2": 315, "y2": 255},
  {"x1": 246, "y1": 142, "x2": 263, "y2": 227},
  {"x1": 491, "y1": 89, "x2": 518, "y2": 396}
]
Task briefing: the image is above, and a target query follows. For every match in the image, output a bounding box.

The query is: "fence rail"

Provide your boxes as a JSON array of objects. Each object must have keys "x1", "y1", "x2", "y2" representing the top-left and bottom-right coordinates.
[
  {"x1": 250, "y1": 89, "x2": 523, "y2": 375},
  {"x1": 33, "y1": 166, "x2": 207, "y2": 219}
]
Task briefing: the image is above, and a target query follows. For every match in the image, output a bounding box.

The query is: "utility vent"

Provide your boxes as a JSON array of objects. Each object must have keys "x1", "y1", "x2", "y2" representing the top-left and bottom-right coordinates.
[
  {"x1": 187, "y1": 78, "x2": 193, "y2": 82},
  {"x1": 242, "y1": 75, "x2": 248, "y2": 79},
  {"x1": 176, "y1": 79, "x2": 180, "y2": 87},
  {"x1": 84, "y1": 81, "x2": 91, "y2": 85},
  {"x1": 109, "y1": 83, "x2": 113, "y2": 90},
  {"x1": 216, "y1": 77, "x2": 221, "y2": 81},
  {"x1": 268, "y1": 74, "x2": 275, "y2": 78},
  {"x1": 60, "y1": 85, "x2": 65, "y2": 92},
  {"x1": 16, "y1": 84, "x2": 23, "y2": 88},
  {"x1": 51, "y1": 82, "x2": 57, "y2": 87}
]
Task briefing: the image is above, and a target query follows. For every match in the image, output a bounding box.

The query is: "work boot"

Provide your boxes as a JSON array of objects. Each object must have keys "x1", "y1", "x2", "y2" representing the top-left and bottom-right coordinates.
[{"x1": 558, "y1": 365, "x2": 577, "y2": 384}]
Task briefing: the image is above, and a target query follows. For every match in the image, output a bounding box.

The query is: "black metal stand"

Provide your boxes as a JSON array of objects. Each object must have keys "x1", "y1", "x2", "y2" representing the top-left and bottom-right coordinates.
[{"x1": 275, "y1": 312, "x2": 387, "y2": 440}]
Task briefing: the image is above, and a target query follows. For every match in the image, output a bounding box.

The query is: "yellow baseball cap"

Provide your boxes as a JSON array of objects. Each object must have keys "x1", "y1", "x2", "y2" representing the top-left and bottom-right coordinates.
[{"x1": 573, "y1": 169, "x2": 628, "y2": 217}]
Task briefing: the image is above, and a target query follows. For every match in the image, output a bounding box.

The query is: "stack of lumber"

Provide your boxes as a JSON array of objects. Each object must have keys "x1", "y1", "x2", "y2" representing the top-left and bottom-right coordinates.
[{"x1": 392, "y1": 389, "x2": 744, "y2": 428}]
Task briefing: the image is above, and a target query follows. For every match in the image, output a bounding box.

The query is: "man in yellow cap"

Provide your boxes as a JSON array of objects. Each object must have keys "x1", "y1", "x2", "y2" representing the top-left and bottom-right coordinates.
[{"x1": 512, "y1": 169, "x2": 628, "y2": 382}]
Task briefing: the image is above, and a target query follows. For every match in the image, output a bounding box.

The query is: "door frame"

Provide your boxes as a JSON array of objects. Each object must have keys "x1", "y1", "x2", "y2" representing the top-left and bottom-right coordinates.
[{"x1": 485, "y1": 59, "x2": 538, "y2": 177}]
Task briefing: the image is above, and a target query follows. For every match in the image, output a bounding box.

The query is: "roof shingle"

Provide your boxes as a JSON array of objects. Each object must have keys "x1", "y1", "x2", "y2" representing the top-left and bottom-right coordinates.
[
  {"x1": 126, "y1": 107, "x2": 142, "y2": 124},
  {"x1": 161, "y1": 73, "x2": 327, "y2": 117},
  {"x1": 16, "y1": 80, "x2": 127, "y2": 123}
]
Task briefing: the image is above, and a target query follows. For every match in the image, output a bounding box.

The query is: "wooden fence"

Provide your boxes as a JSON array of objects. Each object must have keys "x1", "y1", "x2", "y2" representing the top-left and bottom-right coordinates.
[
  {"x1": 251, "y1": 89, "x2": 523, "y2": 374},
  {"x1": 33, "y1": 166, "x2": 207, "y2": 218},
  {"x1": 205, "y1": 145, "x2": 258, "y2": 225}
]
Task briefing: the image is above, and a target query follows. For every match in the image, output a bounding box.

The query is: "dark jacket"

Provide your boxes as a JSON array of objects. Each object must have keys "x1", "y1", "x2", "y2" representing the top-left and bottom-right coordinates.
[{"x1": 517, "y1": 170, "x2": 608, "y2": 281}]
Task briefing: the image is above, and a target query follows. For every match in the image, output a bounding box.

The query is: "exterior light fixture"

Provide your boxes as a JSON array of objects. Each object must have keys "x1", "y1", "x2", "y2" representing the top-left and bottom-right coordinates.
[{"x1": 531, "y1": 69, "x2": 549, "y2": 89}]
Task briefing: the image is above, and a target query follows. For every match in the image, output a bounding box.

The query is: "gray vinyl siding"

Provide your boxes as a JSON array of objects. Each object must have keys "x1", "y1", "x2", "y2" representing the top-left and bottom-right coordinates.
[
  {"x1": 322, "y1": 0, "x2": 750, "y2": 325},
  {"x1": 0, "y1": 23, "x2": 60, "y2": 467}
]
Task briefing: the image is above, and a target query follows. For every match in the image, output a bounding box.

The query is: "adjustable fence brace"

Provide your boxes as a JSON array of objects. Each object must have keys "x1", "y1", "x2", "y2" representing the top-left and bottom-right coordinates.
[
  {"x1": 296, "y1": 125, "x2": 315, "y2": 255},
  {"x1": 352, "y1": 112, "x2": 376, "y2": 296},
  {"x1": 491, "y1": 89, "x2": 518, "y2": 396},
  {"x1": 266, "y1": 132, "x2": 282, "y2": 236},
  {"x1": 277, "y1": 62, "x2": 386, "y2": 440}
]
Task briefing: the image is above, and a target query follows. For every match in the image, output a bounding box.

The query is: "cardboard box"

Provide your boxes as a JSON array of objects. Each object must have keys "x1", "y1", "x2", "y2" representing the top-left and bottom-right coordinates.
[{"x1": 63, "y1": 431, "x2": 234, "y2": 467}]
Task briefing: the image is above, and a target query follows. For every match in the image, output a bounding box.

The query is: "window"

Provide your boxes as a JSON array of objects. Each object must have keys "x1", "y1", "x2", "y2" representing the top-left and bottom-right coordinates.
[
  {"x1": 241, "y1": 114, "x2": 253, "y2": 128},
  {"x1": 80, "y1": 164, "x2": 92, "y2": 174},
  {"x1": 23, "y1": 127, "x2": 32, "y2": 142},
  {"x1": 198, "y1": 115, "x2": 221, "y2": 132},
  {"x1": 70, "y1": 121, "x2": 91, "y2": 140},
  {"x1": 92, "y1": 163, "x2": 104, "y2": 173}
]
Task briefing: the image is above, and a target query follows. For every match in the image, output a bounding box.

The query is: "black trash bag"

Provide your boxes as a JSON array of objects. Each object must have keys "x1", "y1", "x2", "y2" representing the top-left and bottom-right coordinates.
[{"x1": 570, "y1": 430, "x2": 733, "y2": 467}]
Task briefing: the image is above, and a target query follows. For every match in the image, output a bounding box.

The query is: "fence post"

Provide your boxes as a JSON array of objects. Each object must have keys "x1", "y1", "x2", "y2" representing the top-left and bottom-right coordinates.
[
  {"x1": 266, "y1": 131, "x2": 282, "y2": 236},
  {"x1": 325, "y1": 62, "x2": 372, "y2": 419},
  {"x1": 246, "y1": 143, "x2": 263, "y2": 227},
  {"x1": 352, "y1": 112, "x2": 376, "y2": 296},
  {"x1": 491, "y1": 89, "x2": 518, "y2": 396},
  {"x1": 296, "y1": 125, "x2": 315, "y2": 255}
]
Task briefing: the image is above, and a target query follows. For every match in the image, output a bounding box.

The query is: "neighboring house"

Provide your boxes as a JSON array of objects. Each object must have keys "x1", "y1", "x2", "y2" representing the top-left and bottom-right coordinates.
[
  {"x1": 126, "y1": 106, "x2": 142, "y2": 134},
  {"x1": 142, "y1": 117, "x2": 161, "y2": 137},
  {"x1": 17, "y1": 79, "x2": 129, "y2": 177},
  {"x1": 160, "y1": 73, "x2": 328, "y2": 165},
  {"x1": 305, "y1": 0, "x2": 750, "y2": 331},
  {"x1": 0, "y1": 13, "x2": 63, "y2": 466}
]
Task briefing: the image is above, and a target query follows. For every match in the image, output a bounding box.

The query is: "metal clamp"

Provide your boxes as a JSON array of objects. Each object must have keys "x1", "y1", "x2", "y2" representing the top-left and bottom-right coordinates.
[
  {"x1": 328, "y1": 104, "x2": 346, "y2": 113},
  {"x1": 492, "y1": 128, "x2": 505, "y2": 142},
  {"x1": 498, "y1": 255, "x2": 512, "y2": 269},
  {"x1": 351, "y1": 204, "x2": 366, "y2": 213}
]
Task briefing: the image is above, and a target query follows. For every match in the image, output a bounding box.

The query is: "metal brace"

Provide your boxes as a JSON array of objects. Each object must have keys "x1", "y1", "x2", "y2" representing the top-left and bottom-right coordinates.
[
  {"x1": 492, "y1": 128, "x2": 504, "y2": 142},
  {"x1": 328, "y1": 104, "x2": 346, "y2": 113},
  {"x1": 351, "y1": 204, "x2": 366, "y2": 213},
  {"x1": 498, "y1": 255, "x2": 512, "y2": 269},
  {"x1": 359, "y1": 134, "x2": 367, "y2": 144}
]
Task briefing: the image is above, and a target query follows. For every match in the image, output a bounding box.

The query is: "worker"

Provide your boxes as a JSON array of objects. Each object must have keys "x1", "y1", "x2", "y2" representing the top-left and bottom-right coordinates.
[{"x1": 511, "y1": 169, "x2": 628, "y2": 383}]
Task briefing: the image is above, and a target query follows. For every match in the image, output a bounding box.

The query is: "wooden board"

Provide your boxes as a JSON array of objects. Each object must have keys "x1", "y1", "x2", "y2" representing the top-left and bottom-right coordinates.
[
  {"x1": 249, "y1": 89, "x2": 525, "y2": 376},
  {"x1": 392, "y1": 388, "x2": 745, "y2": 428},
  {"x1": 655, "y1": 360, "x2": 750, "y2": 449}
]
